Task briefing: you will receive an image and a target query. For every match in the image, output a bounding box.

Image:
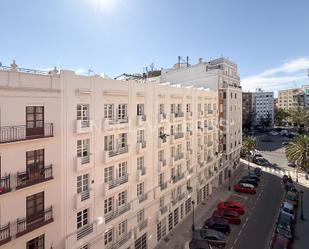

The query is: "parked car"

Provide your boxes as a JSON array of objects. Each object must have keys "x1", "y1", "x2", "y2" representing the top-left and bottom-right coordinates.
[
  {"x1": 284, "y1": 191, "x2": 299, "y2": 208},
  {"x1": 280, "y1": 130, "x2": 288, "y2": 136},
  {"x1": 269, "y1": 131, "x2": 279, "y2": 136},
  {"x1": 253, "y1": 157, "x2": 271, "y2": 167},
  {"x1": 192, "y1": 229, "x2": 226, "y2": 248},
  {"x1": 203, "y1": 217, "x2": 231, "y2": 234},
  {"x1": 254, "y1": 167, "x2": 262, "y2": 176},
  {"x1": 217, "y1": 200, "x2": 245, "y2": 215},
  {"x1": 281, "y1": 202, "x2": 296, "y2": 222},
  {"x1": 271, "y1": 233, "x2": 292, "y2": 249},
  {"x1": 247, "y1": 172, "x2": 260, "y2": 182},
  {"x1": 239, "y1": 178, "x2": 258, "y2": 187},
  {"x1": 250, "y1": 150, "x2": 263, "y2": 157},
  {"x1": 212, "y1": 209, "x2": 241, "y2": 225},
  {"x1": 234, "y1": 183, "x2": 256, "y2": 194},
  {"x1": 183, "y1": 240, "x2": 213, "y2": 249},
  {"x1": 276, "y1": 213, "x2": 294, "y2": 240},
  {"x1": 287, "y1": 162, "x2": 296, "y2": 168},
  {"x1": 241, "y1": 176, "x2": 259, "y2": 185},
  {"x1": 282, "y1": 141, "x2": 289, "y2": 146}
]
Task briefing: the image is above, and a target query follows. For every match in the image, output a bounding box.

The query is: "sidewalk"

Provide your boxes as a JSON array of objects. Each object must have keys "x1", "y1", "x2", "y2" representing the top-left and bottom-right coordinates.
[{"x1": 155, "y1": 165, "x2": 245, "y2": 249}]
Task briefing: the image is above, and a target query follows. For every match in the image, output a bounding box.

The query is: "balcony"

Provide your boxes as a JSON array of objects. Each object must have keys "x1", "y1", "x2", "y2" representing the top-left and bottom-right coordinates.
[
  {"x1": 208, "y1": 110, "x2": 214, "y2": 115},
  {"x1": 208, "y1": 126, "x2": 213, "y2": 131},
  {"x1": 158, "y1": 160, "x2": 166, "y2": 171},
  {"x1": 76, "y1": 155, "x2": 92, "y2": 171},
  {"x1": 197, "y1": 127, "x2": 203, "y2": 135},
  {"x1": 186, "y1": 112, "x2": 193, "y2": 119},
  {"x1": 170, "y1": 112, "x2": 184, "y2": 122},
  {"x1": 76, "y1": 120, "x2": 92, "y2": 134},
  {"x1": 160, "y1": 182, "x2": 168, "y2": 191},
  {"x1": 138, "y1": 219, "x2": 148, "y2": 232},
  {"x1": 138, "y1": 193, "x2": 148, "y2": 203},
  {"x1": 136, "y1": 115, "x2": 147, "y2": 126},
  {"x1": 175, "y1": 153, "x2": 184, "y2": 161},
  {"x1": 136, "y1": 141, "x2": 146, "y2": 153},
  {"x1": 16, "y1": 165, "x2": 53, "y2": 190},
  {"x1": 104, "y1": 203, "x2": 131, "y2": 223},
  {"x1": 136, "y1": 167, "x2": 146, "y2": 181},
  {"x1": 174, "y1": 132, "x2": 184, "y2": 140},
  {"x1": 186, "y1": 150, "x2": 193, "y2": 159},
  {"x1": 171, "y1": 193, "x2": 185, "y2": 206},
  {"x1": 208, "y1": 141, "x2": 213, "y2": 147},
  {"x1": 0, "y1": 174, "x2": 11, "y2": 195},
  {"x1": 158, "y1": 113, "x2": 167, "y2": 122},
  {"x1": 103, "y1": 146, "x2": 128, "y2": 163},
  {"x1": 0, "y1": 123, "x2": 53, "y2": 144},
  {"x1": 198, "y1": 111, "x2": 204, "y2": 118},
  {"x1": 76, "y1": 190, "x2": 92, "y2": 209},
  {"x1": 105, "y1": 174, "x2": 129, "y2": 190},
  {"x1": 102, "y1": 117, "x2": 128, "y2": 130},
  {"x1": 0, "y1": 223, "x2": 11, "y2": 246},
  {"x1": 158, "y1": 137, "x2": 167, "y2": 147},
  {"x1": 186, "y1": 131, "x2": 192, "y2": 139},
  {"x1": 77, "y1": 223, "x2": 94, "y2": 240},
  {"x1": 172, "y1": 173, "x2": 185, "y2": 183},
  {"x1": 106, "y1": 231, "x2": 132, "y2": 249},
  {"x1": 16, "y1": 206, "x2": 53, "y2": 237}
]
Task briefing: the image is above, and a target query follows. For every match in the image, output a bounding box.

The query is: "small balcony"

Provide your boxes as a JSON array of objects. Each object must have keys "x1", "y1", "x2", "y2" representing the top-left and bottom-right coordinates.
[
  {"x1": 170, "y1": 112, "x2": 184, "y2": 122},
  {"x1": 186, "y1": 130, "x2": 192, "y2": 139},
  {"x1": 138, "y1": 193, "x2": 148, "y2": 203},
  {"x1": 103, "y1": 146, "x2": 128, "y2": 163},
  {"x1": 136, "y1": 141, "x2": 146, "y2": 153},
  {"x1": 16, "y1": 206, "x2": 53, "y2": 237},
  {"x1": 208, "y1": 126, "x2": 213, "y2": 131},
  {"x1": 0, "y1": 174, "x2": 11, "y2": 195},
  {"x1": 171, "y1": 193, "x2": 185, "y2": 206},
  {"x1": 160, "y1": 205, "x2": 168, "y2": 215},
  {"x1": 160, "y1": 182, "x2": 168, "y2": 191},
  {"x1": 198, "y1": 111, "x2": 204, "y2": 118},
  {"x1": 77, "y1": 223, "x2": 94, "y2": 240},
  {"x1": 104, "y1": 203, "x2": 131, "y2": 223},
  {"x1": 0, "y1": 123, "x2": 53, "y2": 144},
  {"x1": 172, "y1": 173, "x2": 185, "y2": 183},
  {"x1": 158, "y1": 137, "x2": 167, "y2": 147},
  {"x1": 208, "y1": 110, "x2": 214, "y2": 115},
  {"x1": 158, "y1": 113, "x2": 167, "y2": 122},
  {"x1": 76, "y1": 190, "x2": 93, "y2": 210},
  {"x1": 138, "y1": 219, "x2": 148, "y2": 232},
  {"x1": 106, "y1": 230, "x2": 132, "y2": 249},
  {"x1": 136, "y1": 167, "x2": 146, "y2": 181},
  {"x1": 76, "y1": 155, "x2": 92, "y2": 171},
  {"x1": 186, "y1": 112, "x2": 193, "y2": 119},
  {"x1": 16, "y1": 165, "x2": 53, "y2": 190},
  {"x1": 102, "y1": 117, "x2": 128, "y2": 131},
  {"x1": 136, "y1": 115, "x2": 147, "y2": 126},
  {"x1": 76, "y1": 120, "x2": 92, "y2": 134},
  {"x1": 174, "y1": 132, "x2": 184, "y2": 140},
  {"x1": 158, "y1": 160, "x2": 166, "y2": 172},
  {"x1": 208, "y1": 141, "x2": 213, "y2": 147},
  {"x1": 105, "y1": 174, "x2": 129, "y2": 190},
  {"x1": 0, "y1": 223, "x2": 11, "y2": 246}
]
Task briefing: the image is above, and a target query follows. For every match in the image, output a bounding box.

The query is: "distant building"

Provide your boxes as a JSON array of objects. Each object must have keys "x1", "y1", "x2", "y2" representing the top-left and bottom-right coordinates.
[
  {"x1": 251, "y1": 89, "x2": 274, "y2": 127},
  {"x1": 242, "y1": 92, "x2": 253, "y2": 130},
  {"x1": 297, "y1": 85, "x2": 309, "y2": 108},
  {"x1": 278, "y1": 88, "x2": 302, "y2": 110}
]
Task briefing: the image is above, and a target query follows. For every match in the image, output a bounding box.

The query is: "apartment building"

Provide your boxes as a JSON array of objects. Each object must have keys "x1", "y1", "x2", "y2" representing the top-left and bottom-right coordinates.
[
  {"x1": 148, "y1": 57, "x2": 242, "y2": 183},
  {"x1": 297, "y1": 85, "x2": 309, "y2": 108},
  {"x1": 277, "y1": 88, "x2": 302, "y2": 110},
  {"x1": 0, "y1": 62, "x2": 62, "y2": 248},
  {"x1": 0, "y1": 62, "x2": 220, "y2": 249},
  {"x1": 251, "y1": 89, "x2": 274, "y2": 127},
  {"x1": 242, "y1": 92, "x2": 253, "y2": 130}
]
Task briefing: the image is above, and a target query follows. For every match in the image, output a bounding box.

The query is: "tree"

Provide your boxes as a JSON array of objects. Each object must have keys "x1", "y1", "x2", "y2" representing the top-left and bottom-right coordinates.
[
  {"x1": 243, "y1": 111, "x2": 254, "y2": 131},
  {"x1": 285, "y1": 135, "x2": 309, "y2": 171},
  {"x1": 274, "y1": 107, "x2": 289, "y2": 126},
  {"x1": 242, "y1": 136, "x2": 256, "y2": 155},
  {"x1": 288, "y1": 107, "x2": 309, "y2": 131}
]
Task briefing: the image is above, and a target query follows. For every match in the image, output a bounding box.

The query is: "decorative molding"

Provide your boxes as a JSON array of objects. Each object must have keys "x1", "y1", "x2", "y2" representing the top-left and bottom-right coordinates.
[
  {"x1": 0, "y1": 86, "x2": 60, "y2": 93},
  {"x1": 102, "y1": 90, "x2": 128, "y2": 96},
  {"x1": 76, "y1": 88, "x2": 91, "y2": 95},
  {"x1": 170, "y1": 94, "x2": 183, "y2": 99},
  {"x1": 136, "y1": 92, "x2": 145, "y2": 97}
]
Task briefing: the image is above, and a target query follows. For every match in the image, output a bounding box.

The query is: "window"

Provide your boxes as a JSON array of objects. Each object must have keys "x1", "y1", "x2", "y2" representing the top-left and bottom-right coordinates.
[
  {"x1": 118, "y1": 162, "x2": 127, "y2": 177},
  {"x1": 27, "y1": 192, "x2": 44, "y2": 222},
  {"x1": 134, "y1": 233, "x2": 147, "y2": 249},
  {"x1": 159, "y1": 104, "x2": 164, "y2": 114},
  {"x1": 77, "y1": 174, "x2": 89, "y2": 193},
  {"x1": 159, "y1": 197, "x2": 164, "y2": 208},
  {"x1": 168, "y1": 213, "x2": 173, "y2": 231},
  {"x1": 198, "y1": 103, "x2": 202, "y2": 112},
  {"x1": 158, "y1": 173, "x2": 164, "y2": 186},
  {"x1": 104, "y1": 228, "x2": 113, "y2": 245},
  {"x1": 118, "y1": 104, "x2": 127, "y2": 119},
  {"x1": 170, "y1": 125, "x2": 175, "y2": 135},
  {"x1": 104, "y1": 104, "x2": 114, "y2": 119},
  {"x1": 158, "y1": 150, "x2": 164, "y2": 162},
  {"x1": 137, "y1": 209, "x2": 145, "y2": 223},
  {"x1": 186, "y1": 104, "x2": 191, "y2": 112},
  {"x1": 171, "y1": 104, "x2": 175, "y2": 114},
  {"x1": 119, "y1": 133, "x2": 128, "y2": 148},
  {"x1": 223, "y1": 92, "x2": 226, "y2": 99},
  {"x1": 77, "y1": 139, "x2": 90, "y2": 157},
  {"x1": 137, "y1": 157, "x2": 144, "y2": 170},
  {"x1": 137, "y1": 104, "x2": 145, "y2": 116},
  {"x1": 118, "y1": 191, "x2": 127, "y2": 206},
  {"x1": 118, "y1": 220, "x2": 127, "y2": 236},
  {"x1": 137, "y1": 130, "x2": 145, "y2": 143},
  {"x1": 104, "y1": 197, "x2": 113, "y2": 214},
  {"x1": 137, "y1": 182, "x2": 144, "y2": 196},
  {"x1": 176, "y1": 104, "x2": 182, "y2": 113},
  {"x1": 104, "y1": 166, "x2": 114, "y2": 183},
  {"x1": 26, "y1": 149, "x2": 44, "y2": 178},
  {"x1": 80, "y1": 244, "x2": 90, "y2": 249},
  {"x1": 27, "y1": 234, "x2": 45, "y2": 249},
  {"x1": 77, "y1": 209, "x2": 88, "y2": 229},
  {"x1": 77, "y1": 104, "x2": 89, "y2": 121},
  {"x1": 26, "y1": 106, "x2": 44, "y2": 135},
  {"x1": 104, "y1": 135, "x2": 114, "y2": 151},
  {"x1": 173, "y1": 208, "x2": 179, "y2": 226}
]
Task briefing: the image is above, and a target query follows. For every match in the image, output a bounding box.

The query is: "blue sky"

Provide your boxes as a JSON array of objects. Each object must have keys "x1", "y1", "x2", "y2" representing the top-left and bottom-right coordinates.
[{"x1": 1, "y1": 0, "x2": 309, "y2": 93}]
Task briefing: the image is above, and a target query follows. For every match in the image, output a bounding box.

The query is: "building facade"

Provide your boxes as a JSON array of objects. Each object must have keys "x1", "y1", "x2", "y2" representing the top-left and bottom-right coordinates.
[
  {"x1": 297, "y1": 85, "x2": 309, "y2": 108},
  {"x1": 277, "y1": 88, "x2": 302, "y2": 110},
  {"x1": 251, "y1": 90, "x2": 274, "y2": 127},
  {"x1": 242, "y1": 92, "x2": 253, "y2": 130},
  {"x1": 0, "y1": 62, "x2": 223, "y2": 249}
]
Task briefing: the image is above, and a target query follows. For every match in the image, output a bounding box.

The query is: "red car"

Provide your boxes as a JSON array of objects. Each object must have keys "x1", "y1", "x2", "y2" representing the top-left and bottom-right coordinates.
[
  {"x1": 212, "y1": 209, "x2": 241, "y2": 225},
  {"x1": 234, "y1": 183, "x2": 256, "y2": 194},
  {"x1": 271, "y1": 233, "x2": 291, "y2": 249},
  {"x1": 217, "y1": 200, "x2": 245, "y2": 215}
]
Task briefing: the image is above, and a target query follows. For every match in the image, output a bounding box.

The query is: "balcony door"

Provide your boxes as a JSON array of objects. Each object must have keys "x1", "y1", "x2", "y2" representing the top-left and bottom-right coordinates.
[
  {"x1": 27, "y1": 192, "x2": 44, "y2": 224},
  {"x1": 26, "y1": 149, "x2": 45, "y2": 182},
  {"x1": 26, "y1": 106, "x2": 44, "y2": 137}
]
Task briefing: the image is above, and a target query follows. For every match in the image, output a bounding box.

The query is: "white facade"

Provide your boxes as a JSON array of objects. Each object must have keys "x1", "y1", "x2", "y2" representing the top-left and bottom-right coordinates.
[
  {"x1": 0, "y1": 63, "x2": 224, "y2": 249},
  {"x1": 251, "y1": 90, "x2": 274, "y2": 126}
]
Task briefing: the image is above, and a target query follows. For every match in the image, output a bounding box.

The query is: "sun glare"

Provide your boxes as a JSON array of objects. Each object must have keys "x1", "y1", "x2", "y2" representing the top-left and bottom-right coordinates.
[{"x1": 90, "y1": 0, "x2": 117, "y2": 12}]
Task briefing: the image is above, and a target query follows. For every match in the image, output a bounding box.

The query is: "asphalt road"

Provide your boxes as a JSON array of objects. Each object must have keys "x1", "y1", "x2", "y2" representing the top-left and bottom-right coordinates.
[{"x1": 231, "y1": 172, "x2": 284, "y2": 249}]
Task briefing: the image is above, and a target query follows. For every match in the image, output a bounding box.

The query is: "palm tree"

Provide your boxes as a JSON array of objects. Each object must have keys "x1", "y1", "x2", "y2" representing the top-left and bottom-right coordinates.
[
  {"x1": 242, "y1": 136, "x2": 256, "y2": 156},
  {"x1": 285, "y1": 135, "x2": 309, "y2": 181}
]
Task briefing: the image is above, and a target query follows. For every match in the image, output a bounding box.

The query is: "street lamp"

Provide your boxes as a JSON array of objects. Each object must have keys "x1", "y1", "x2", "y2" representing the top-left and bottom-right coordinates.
[
  {"x1": 300, "y1": 190, "x2": 304, "y2": 220},
  {"x1": 228, "y1": 169, "x2": 232, "y2": 191},
  {"x1": 191, "y1": 200, "x2": 195, "y2": 231}
]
